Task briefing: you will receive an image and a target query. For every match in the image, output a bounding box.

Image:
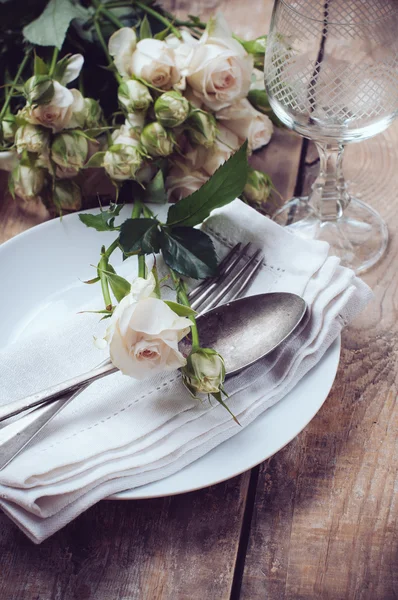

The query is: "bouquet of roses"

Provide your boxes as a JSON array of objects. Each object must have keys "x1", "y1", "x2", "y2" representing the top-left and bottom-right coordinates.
[{"x1": 0, "y1": 0, "x2": 277, "y2": 215}]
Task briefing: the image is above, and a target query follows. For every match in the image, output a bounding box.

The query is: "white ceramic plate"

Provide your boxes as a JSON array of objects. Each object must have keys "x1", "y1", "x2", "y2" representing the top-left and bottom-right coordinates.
[{"x1": 0, "y1": 205, "x2": 340, "y2": 499}]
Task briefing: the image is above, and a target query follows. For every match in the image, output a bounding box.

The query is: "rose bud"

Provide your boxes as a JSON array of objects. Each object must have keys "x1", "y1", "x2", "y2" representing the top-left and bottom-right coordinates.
[
  {"x1": 11, "y1": 164, "x2": 46, "y2": 201},
  {"x1": 182, "y1": 348, "x2": 226, "y2": 396},
  {"x1": 83, "y1": 98, "x2": 103, "y2": 129},
  {"x1": 118, "y1": 80, "x2": 152, "y2": 113},
  {"x1": 154, "y1": 90, "x2": 190, "y2": 128},
  {"x1": 1, "y1": 115, "x2": 17, "y2": 142},
  {"x1": 14, "y1": 124, "x2": 50, "y2": 155},
  {"x1": 140, "y1": 122, "x2": 174, "y2": 157},
  {"x1": 51, "y1": 131, "x2": 89, "y2": 170},
  {"x1": 243, "y1": 168, "x2": 273, "y2": 205},
  {"x1": 103, "y1": 143, "x2": 143, "y2": 181},
  {"x1": 24, "y1": 75, "x2": 54, "y2": 106},
  {"x1": 54, "y1": 180, "x2": 82, "y2": 212},
  {"x1": 186, "y1": 110, "x2": 218, "y2": 148}
]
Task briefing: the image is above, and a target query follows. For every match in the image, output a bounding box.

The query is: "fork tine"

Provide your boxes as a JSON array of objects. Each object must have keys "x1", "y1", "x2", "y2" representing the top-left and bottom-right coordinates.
[
  {"x1": 233, "y1": 255, "x2": 264, "y2": 300},
  {"x1": 190, "y1": 243, "x2": 253, "y2": 310},
  {"x1": 196, "y1": 249, "x2": 263, "y2": 315},
  {"x1": 188, "y1": 242, "x2": 243, "y2": 302}
]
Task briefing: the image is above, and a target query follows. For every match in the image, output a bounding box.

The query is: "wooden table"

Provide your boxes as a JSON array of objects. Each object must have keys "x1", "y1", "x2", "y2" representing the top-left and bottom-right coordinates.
[{"x1": 1, "y1": 2, "x2": 398, "y2": 598}]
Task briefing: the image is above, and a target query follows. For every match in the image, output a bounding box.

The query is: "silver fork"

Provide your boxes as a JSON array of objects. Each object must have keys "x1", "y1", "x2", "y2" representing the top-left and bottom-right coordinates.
[{"x1": 0, "y1": 243, "x2": 263, "y2": 470}]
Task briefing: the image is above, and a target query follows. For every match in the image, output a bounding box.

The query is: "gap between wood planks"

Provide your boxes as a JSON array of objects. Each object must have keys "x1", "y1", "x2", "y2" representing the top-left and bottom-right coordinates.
[{"x1": 228, "y1": 137, "x2": 309, "y2": 600}]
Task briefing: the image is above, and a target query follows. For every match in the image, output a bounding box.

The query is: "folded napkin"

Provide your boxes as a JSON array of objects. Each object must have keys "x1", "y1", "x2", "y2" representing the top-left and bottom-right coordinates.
[{"x1": 0, "y1": 200, "x2": 372, "y2": 543}]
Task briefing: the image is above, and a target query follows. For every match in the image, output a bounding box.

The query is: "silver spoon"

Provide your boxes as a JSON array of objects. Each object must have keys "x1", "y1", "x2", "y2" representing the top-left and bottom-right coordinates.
[{"x1": 0, "y1": 292, "x2": 306, "y2": 425}]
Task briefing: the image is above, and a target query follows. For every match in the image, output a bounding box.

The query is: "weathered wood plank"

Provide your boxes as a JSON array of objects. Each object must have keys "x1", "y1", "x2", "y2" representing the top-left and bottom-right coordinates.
[
  {"x1": 0, "y1": 477, "x2": 250, "y2": 600},
  {"x1": 240, "y1": 122, "x2": 398, "y2": 600}
]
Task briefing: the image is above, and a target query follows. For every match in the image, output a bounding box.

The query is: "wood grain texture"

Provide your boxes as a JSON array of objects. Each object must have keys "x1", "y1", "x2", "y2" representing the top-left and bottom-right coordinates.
[
  {"x1": 240, "y1": 123, "x2": 398, "y2": 600},
  {"x1": 0, "y1": 477, "x2": 250, "y2": 600}
]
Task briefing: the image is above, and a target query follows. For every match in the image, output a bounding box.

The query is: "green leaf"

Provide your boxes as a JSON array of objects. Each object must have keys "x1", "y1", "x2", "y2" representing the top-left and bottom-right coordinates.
[
  {"x1": 23, "y1": 0, "x2": 90, "y2": 49},
  {"x1": 154, "y1": 26, "x2": 172, "y2": 40},
  {"x1": 145, "y1": 169, "x2": 167, "y2": 204},
  {"x1": 160, "y1": 227, "x2": 217, "y2": 279},
  {"x1": 166, "y1": 141, "x2": 249, "y2": 228},
  {"x1": 79, "y1": 204, "x2": 123, "y2": 232},
  {"x1": 140, "y1": 15, "x2": 152, "y2": 40},
  {"x1": 34, "y1": 55, "x2": 49, "y2": 76},
  {"x1": 84, "y1": 152, "x2": 106, "y2": 168},
  {"x1": 164, "y1": 301, "x2": 197, "y2": 317},
  {"x1": 99, "y1": 265, "x2": 131, "y2": 303},
  {"x1": 119, "y1": 218, "x2": 160, "y2": 255},
  {"x1": 83, "y1": 276, "x2": 100, "y2": 284}
]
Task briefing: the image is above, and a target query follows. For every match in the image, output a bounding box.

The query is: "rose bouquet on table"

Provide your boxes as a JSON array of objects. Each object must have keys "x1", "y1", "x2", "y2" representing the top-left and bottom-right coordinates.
[
  {"x1": 0, "y1": 0, "x2": 278, "y2": 215},
  {"x1": 81, "y1": 143, "x2": 249, "y2": 422}
]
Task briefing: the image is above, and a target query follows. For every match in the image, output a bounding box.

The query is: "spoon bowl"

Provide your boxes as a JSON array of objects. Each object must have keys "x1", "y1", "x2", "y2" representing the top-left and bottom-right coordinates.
[{"x1": 180, "y1": 293, "x2": 307, "y2": 376}]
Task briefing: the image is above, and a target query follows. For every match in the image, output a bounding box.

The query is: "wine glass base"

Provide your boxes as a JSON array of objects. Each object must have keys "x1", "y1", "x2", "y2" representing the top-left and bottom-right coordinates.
[{"x1": 273, "y1": 197, "x2": 388, "y2": 274}]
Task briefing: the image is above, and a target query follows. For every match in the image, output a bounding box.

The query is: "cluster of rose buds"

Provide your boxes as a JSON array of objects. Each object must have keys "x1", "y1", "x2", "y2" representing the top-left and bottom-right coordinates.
[{"x1": 0, "y1": 54, "x2": 103, "y2": 213}]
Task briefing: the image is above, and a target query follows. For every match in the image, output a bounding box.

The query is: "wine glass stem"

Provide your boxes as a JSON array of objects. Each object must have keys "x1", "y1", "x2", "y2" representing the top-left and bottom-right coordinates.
[{"x1": 308, "y1": 142, "x2": 351, "y2": 221}]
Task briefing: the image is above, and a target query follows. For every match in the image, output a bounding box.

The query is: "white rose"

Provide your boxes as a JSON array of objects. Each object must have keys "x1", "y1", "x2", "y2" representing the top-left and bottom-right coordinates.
[
  {"x1": 187, "y1": 13, "x2": 253, "y2": 110},
  {"x1": 165, "y1": 30, "x2": 198, "y2": 90},
  {"x1": 131, "y1": 39, "x2": 180, "y2": 89},
  {"x1": 112, "y1": 122, "x2": 142, "y2": 146},
  {"x1": 108, "y1": 27, "x2": 137, "y2": 77},
  {"x1": 217, "y1": 98, "x2": 273, "y2": 151},
  {"x1": 166, "y1": 161, "x2": 208, "y2": 200},
  {"x1": 99, "y1": 274, "x2": 191, "y2": 378},
  {"x1": 26, "y1": 83, "x2": 84, "y2": 133}
]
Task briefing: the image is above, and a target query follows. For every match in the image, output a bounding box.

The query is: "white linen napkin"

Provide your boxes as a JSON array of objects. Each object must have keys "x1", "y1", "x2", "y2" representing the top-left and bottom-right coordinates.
[{"x1": 0, "y1": 200, "x2": 372, "y2": 543}]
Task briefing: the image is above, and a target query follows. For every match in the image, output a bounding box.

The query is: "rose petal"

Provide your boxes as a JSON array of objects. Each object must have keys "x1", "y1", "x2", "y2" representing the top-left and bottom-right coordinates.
[
  {"x1": 61, "y1": 54, "x2": 84, "y2": 85},
  {"x1": 51, "y1": 81, "x2": 74, "y2": 108},
  {"x1": 108, "y1": 27, "x2": 137, "y2": 76}
]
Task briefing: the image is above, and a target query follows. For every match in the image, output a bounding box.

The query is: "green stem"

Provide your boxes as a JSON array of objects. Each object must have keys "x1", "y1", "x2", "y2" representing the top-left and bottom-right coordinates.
[
  {"x1": 99, "y1": 5, "x2": 125, "y2": 29},
  {"x1": 104, "y1": 238, "x2": 119, "y2": 258},
  {"x1": 131, "y1": 199, "x2": 142, "y2": 219},
  {"x1": 135, "y1": 1, "x2": 182, "y2": 39},
  {"x1": 48, "y1": 47, "x2": 59, "y2": 77},
  {"x1": 162, "y1": 11, "x2": 206, "y2": 30},
  {"x1": 138, "y1": 255, "x2": 146, "y2": 278},
  {"x1": 151, "y1": 261, "x2": 161, "y2": 298},
  {"x1": 0, "y1": 49, "x2": 31, "y2": 122},
  {"x1": 169, "y1": 268, "x2": 200, "y2": 349},
  {"x1": 98, "y1": 253, "x2": 112, "y2": 308},
  {"x1": 131, "y1": 199, "x2": 147, "y2": 278},
  {"x1": 94, "y1": 17, "x2": 123, "y2": 84}
]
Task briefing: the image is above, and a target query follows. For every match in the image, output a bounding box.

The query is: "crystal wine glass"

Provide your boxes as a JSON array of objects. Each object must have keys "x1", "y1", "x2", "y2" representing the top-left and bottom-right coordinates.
[{"x1": 264, "y1": 0, "x2": 398, "y2": 273}]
